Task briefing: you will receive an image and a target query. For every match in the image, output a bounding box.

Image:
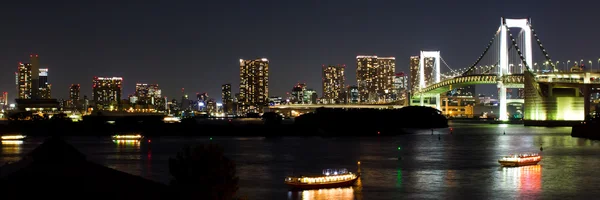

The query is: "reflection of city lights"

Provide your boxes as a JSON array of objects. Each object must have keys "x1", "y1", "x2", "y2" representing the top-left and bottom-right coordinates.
[
  {"x1": 300, "y1": 187, "x2": 355, "y2": 200},
  {"x1": 502, "y1": 165, "x2": 542, "y2": 193},
  {"x1": 113, "y1": 140, "x2": 141, "y2": 144},
  {"x1": 2, "y1": 140, "x2": 24, "y2": 145}
]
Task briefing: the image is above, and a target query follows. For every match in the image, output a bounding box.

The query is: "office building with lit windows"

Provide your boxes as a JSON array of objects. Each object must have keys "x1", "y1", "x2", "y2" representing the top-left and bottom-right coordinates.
[
  {"x1": 356, "y1": 55, "x2": 396, "y2": 103},
  {"x1": 222, "y1": 84, "x2": 233, "y2": 114},
  {"x1": 39, "y1": 68, "x2": 51, "y2": 99},
  {"x1": 70, "y1": 84, "x2": 80, "y2": 106},
  {"x1": 239, "y1": 58, "x2": 269, "y2": 112},
  {"x1": 409, "y1": 56, "x2": 435, "y2": 93},
  {"x1": 394, "y1": 72, "x2": 408, "y2": 100},
  {"x1": 135, "y1": 83, "x2": 161, "y2": 105},
  {"x1": 377, "y1": 57, "x2": 396, "y2": 102},
  {"x1": 356, "y1": 56, "x2": 378, "y2": 103},
  {"x1": 322, "y1": 65, "x2": 345, "y2": 104},
  {"x1": 16, "y1": 62, "x2": 32, "y2": 99},
  {"x1": 92, "y1": 77, "x2": 123, "y2": 110},
  {"x1": 0, "y1": 92, "x2": 7, "y2": 106}
]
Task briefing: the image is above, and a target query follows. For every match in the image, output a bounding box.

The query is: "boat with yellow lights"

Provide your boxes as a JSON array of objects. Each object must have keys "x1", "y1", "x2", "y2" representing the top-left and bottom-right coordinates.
[
  {"x1": 284, "y1": 168, "x2": 359, "y2": 190},
  {"x1": 111, "y1": 134, "x2": 143, "y2": 141},
  {"x1": 498, "y1": 153, "x2": 541, "y2": 167},
  {"x1": 1, "y1": 135, "x2": 27, "y2": 140}
]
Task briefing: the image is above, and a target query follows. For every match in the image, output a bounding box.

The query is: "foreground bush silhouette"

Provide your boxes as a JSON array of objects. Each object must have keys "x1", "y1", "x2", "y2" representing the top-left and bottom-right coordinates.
[{"x1": 169, "y1": 144, "x2": 239, "y2": 200}]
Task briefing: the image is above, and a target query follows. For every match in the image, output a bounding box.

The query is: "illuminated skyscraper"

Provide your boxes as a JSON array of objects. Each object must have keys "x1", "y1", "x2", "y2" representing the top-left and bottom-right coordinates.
[
  {"x1": 239, "y1": 58, "x2": 269, "y2": 112},
  {"x1": 409, "y1": 56, "x2": 434, "y2": 93},
  {"x1": 394, "y1": 72, "x2": 408, "y2": 100},
  {"x1": 356, "y1": 56, "x2": 378, "y2": 103},
  {"x1": 16, "y1": 62, "x2": 32, "y2": 99},
  {"x1": 135, "y1": 83, "x2": 161, "y2": 106},
  {"x1": 357, "y1": 55, "x2": 396, "y2": 103},
  {"x1": 0, "y1": 92, "x2": 7, "y2": 106},
  {"x1": 92, "y1": 77, "x2": 123, "y2": 110},
  {"x1": 322, "y1": 65, "x2": 345, "y2": 104},
  {"x1": 70, "y1": 84, "x2": 80, "y2": 106},
  {"x1": 39, "y1": 68, "x2": 51, "y2": 99},
  {"x1": 221, "y1": 84, "x2": 233, "y2": 114},
  {"x1": 377, "y1": 57, "x2": 396, "y2": 101}
]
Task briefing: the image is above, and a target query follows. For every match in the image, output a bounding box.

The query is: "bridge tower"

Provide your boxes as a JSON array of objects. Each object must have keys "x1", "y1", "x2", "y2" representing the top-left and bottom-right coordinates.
[
  {"x1": 498, "y1": 18, "x2": 533, "y2": 121},
  {"x1": 418, "y1": 51, "x2": 441, "y2": 109}
]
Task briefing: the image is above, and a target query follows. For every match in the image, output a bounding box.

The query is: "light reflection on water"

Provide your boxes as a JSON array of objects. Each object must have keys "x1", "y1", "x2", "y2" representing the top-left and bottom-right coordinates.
[
  {"x1": 4, "y1": 123, "x2": 600, "y2": 199},
  {"x1": 287, "y1": 178, "x2": 362, "y2": 200},
  {"x1": 1, "y1": 140, "x2": 23, "y2": 163},
  {"x1": 500, "y1": 165, "x2": 542, "y2": 194}
]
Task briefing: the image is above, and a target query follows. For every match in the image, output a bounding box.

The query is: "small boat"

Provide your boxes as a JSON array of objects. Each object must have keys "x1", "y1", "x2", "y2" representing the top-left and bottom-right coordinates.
[
  {"x1": 1, "y1": 135, "x2": 27, "y2": 140},
  {"x1": 111, "y1": 134, "x2": 143, "y2": 140},
  {"x1": 498, "y1": 153, "x2": 541, "y2": 167},
  {"x1": 284, "y1": 168, "x2": 359, "y2": 190}
]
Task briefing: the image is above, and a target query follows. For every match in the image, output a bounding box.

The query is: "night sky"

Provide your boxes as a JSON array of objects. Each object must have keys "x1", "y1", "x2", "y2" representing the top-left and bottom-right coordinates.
[{"x1": 1, "y1": 0, "x2": 598, "y2": 102}]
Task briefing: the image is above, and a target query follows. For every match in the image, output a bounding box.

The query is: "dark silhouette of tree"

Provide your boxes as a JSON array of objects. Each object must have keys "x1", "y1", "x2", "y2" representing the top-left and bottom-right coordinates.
[
  {"x1": 262, "y1": 112, "x2": 282, "y2": 125},
  {"x1": 169, "y1": 144, "x2": 239, "y2": 200}
]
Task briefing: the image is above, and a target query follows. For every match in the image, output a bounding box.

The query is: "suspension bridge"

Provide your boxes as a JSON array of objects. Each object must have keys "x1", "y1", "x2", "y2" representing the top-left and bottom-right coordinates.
[{"x1": 412, "y1": 17, "x2": 600, "y2": 122}]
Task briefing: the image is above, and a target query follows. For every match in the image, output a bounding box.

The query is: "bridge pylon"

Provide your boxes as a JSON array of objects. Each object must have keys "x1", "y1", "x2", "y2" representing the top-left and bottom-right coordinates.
[{"x1": 498, "y1": 17, "x2": 533, "y2": 121}]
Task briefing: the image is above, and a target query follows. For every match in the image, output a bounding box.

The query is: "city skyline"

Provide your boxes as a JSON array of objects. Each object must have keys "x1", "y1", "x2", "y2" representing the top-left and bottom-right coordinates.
[{"x1": 1, "y1": 1, "x2": 599, "y2": 102}]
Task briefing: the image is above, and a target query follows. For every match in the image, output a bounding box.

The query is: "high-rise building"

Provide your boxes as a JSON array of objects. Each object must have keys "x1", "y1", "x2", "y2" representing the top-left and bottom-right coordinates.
[
  {"x1": 378, "y1": 57, "x2": 396, "y2": 101},
  {"x1": 221, "y1": 84, "x2": 233, "y2": 114},
  {"x1": 134, "y1": 83, "x2": 149, "y2": 103},
  {"x1": 347, "y1": 85, "x2": 359, "y2": 104},
  {"x1": 39, "y1": 68, "x2": 51, "y2": 99},
  {"x1": 0, "y1": 92, "x2": 7, "y2": 106},
  {"x1": 16, "y1": 62, "x2": 32, "y2": 99},
  {"x1": 239, "y1": 58, "x2": 269, "y2": 112},
  {"x1": 291, "y1": 83, "x2": 306, "y2": 104},
  {"x1": 394, "y1": 72, "x2": 408, "y2": 100},
  {"x1": 135, "y1": 83, "x2": 162, "y2": 107},
  {"x1": 70, "y1": 84, "x2": 80, "y2": 106},
  {"x1": 30, "y1": 54, "x2": 40, "y2": 99},
  {"x1": 322, "y1": 65, "x2": 345, "y2": 104},
  {"x1": 356, "y1": 56, "x2": 378, "y2": 103},
  {"x1": 409, "y1": 56, "x2": 435, "y2": 93},
  {"x1": 357, "y1": 55, "x2": 396, "y2": 103},
  {"x1": 92, "y1": 77, "x2": 123, "y2": 110}
]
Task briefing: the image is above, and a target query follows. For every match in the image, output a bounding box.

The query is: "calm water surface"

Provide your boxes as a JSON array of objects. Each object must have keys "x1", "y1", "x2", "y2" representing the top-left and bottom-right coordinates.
[{"x1": 2, "y1": 122, "x2": 600, "y2": 199}]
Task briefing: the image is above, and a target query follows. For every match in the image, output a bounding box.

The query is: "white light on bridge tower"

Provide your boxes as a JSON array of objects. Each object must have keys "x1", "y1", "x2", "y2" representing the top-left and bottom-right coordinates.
[
  {"x1": 419, "y1": 51, "x2": 441, "y2": 109},
  {"x1": 499, "y1": 17, "x2": 533, "y2": 121}
]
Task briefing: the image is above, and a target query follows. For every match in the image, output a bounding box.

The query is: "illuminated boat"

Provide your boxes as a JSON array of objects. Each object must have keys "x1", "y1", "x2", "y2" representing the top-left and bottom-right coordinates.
[
  {"x1": 498, "y1": 153, "x2": 541, "y2": 167},
  {"x1": 111, "y1": 134, "x2": 143, "y2": 141},
  {"x1": 1, "y1": 135, "x2": 27, "y2": 140},
  {"x1": 284, "y1": 168, "x2": 359, "y2": 190}
]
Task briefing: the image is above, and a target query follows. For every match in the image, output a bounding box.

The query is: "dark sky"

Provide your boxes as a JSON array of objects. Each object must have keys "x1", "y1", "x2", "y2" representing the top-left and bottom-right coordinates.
[{"x1": 1, "y1": 0, "x2": 599, "y2": 102}]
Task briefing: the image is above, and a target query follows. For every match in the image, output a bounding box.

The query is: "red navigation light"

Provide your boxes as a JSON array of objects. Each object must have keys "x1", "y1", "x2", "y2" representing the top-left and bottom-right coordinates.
[
  {"x1": 29, "y1": 54, "x2": 32, "y2": 57},
  {"x1": 35, "y1": 54, "x2": 38, "y2": 57},
  {"x1": 377, "y1": 131, "x2": 380, "y2": 135},
  {"x1": 148, "y1": 139, "x2": 151, "y2": 143}
]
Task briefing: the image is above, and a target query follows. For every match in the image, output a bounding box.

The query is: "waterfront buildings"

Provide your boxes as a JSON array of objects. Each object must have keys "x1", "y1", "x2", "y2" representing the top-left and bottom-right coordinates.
[
  {"x1": 393, "y1": 72, "x2": 408, "y2": 100},
  {"x1": 322, "y1": 65, "x2": 345, "y2": 104},
  {"x1": 239, "y1": 58, "x2": 269, "y2": 113},
  {"x1": 69, "y1": 84, "x2": 80, "y2": 108},
  {"x1": 16, "y1": 62, "x2": 32, "y2": 99},
  {"x1": 92, "y1": 77, "x2": 123, "y2": 110},
  {"x1": 38, "y1": 68, "x2": 51, "y2": 99},
  {"x1": 356, "y1": 55, "x2": 396, "y2": 103},
  {"x1": 222, "y1": 84, "x2": 233, "y2": 114}
]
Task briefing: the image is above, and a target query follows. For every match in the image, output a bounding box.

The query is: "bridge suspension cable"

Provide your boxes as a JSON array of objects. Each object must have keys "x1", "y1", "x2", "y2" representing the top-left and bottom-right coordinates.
[
  {"x1": 529, "y1": 23, "x2": 557, "y2": 71},
  {"x1": 462, "y1": 32, "x2": 499, "y2": 76}
]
